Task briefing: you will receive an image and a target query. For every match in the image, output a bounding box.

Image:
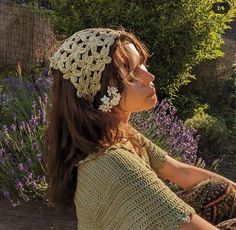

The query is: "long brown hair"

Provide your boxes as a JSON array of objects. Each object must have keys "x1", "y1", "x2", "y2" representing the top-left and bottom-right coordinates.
[{"x1": 43, "y1": 29, "x2": 149, "y2": 211}]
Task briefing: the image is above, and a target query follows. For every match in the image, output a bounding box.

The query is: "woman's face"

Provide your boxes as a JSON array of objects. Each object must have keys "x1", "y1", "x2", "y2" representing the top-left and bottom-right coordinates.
[{"x1": 113, "y1": 43, "x2": 158, "y2": 117}]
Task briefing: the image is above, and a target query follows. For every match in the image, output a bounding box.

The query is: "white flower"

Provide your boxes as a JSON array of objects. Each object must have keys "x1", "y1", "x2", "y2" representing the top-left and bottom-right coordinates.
[
  {"x1": 110, "y1": 94, "x2": 121, "y2": 105},
  {"x1": 107, "y1": 86, "x2": 118, "y2": 96},
  {"x1": 98, "y1": 86, "x2": 121, "y2": 112},
  {"x1": 100, "y1": 95, "x2": 110, "y2": 104},
  {"x1": 98, "y1": 104, "x2": 111, "y2": 112}
]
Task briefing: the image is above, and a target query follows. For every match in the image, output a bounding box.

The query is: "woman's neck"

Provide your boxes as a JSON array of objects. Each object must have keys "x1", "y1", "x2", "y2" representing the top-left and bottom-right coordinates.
[{"x1": 111, "y1": 108, "x2": 131, "y2": 124}]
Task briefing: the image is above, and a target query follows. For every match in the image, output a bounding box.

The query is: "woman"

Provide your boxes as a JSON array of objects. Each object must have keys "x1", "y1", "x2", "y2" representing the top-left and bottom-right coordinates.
[{"x1": 45, "y1": 28, "x2": 236, "y2": 229}]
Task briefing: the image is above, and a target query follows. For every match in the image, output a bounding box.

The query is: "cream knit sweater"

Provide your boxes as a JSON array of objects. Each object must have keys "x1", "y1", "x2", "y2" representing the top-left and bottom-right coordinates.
[{"x1": 74, "y1": 132, "x2": 195, "y2": 229}]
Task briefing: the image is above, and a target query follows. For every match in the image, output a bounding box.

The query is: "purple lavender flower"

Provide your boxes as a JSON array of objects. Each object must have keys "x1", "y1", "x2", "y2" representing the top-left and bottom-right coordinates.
[
  {"x1": 0, "y1": 148, "x2": 6, "y2": 158},
  {"x1": 3, "y1": 191, "x2": 10, "y2": 198},
  {"x1": 25, "y1": 82, "x2": 36, "y2": 93},
  {"x1": 36, "y1": 154, "x2": 41, "y2": 161},
  {"x1": 2, "y1": 77, "x2": 21, "y2": 88},
  {"x1": 19, "y1": 121, "x2": 26, "y2": 130},
  {"x1": 18, "y1": 163, "x2": 25, "y2": 172},
  {"x1": 29, "y1": 116, "x2": 38, "y2": 128},
  {"x1": 32, "y1": 101, "x2": 36, "y2": 110},
  {"x1": 43, "y1": 67, "x2": 49, "y2": 77},
  {"x1": 27, "y1": 159, "x2": 33, "y2": 166},
  {"x1": 41, "y1": 93, "x2": 48, "y2": 104},
  {"x1": 39, "y1": 109, "x2": 47, "y2": 124},
  {"x1": 131, "y1": 98, "x2": 199, "y2": 164},
  {"x1": 32, "y1": 141, "x2": 41, "y2": 153},
  {"x1": 31, "y1": 180, "x2": 37, "y2": 189},
  {"x1": 10, "y1": 124, "x2": 16, "y2": 132},
  {"x1": 15, "y1": 179, "x2": 23, "y2": 191},
  {"x1": 2, "y1": 125, "x2": 9, "y2": 135},
  {"x1": 27, "y1": 172, "x2": 33, "y2": 181}
]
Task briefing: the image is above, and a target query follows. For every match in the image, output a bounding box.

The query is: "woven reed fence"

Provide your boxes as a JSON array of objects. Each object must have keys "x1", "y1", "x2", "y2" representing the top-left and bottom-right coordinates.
[{"x1": 0, "y1": 1, "x2": 59, "y2": 70}]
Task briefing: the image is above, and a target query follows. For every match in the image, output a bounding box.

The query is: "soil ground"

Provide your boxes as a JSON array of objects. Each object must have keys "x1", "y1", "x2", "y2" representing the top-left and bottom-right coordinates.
[{"x1": 0, "y1": 198, "x2": 77, "y2": 230}]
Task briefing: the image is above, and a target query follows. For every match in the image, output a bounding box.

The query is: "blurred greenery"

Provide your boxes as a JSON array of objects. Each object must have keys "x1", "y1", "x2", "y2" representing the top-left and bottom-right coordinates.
[
  {"x1": 48, "y1": 0, "x2": 236, "y2": 101},
  {"x1": 185, "y1": 104, "x2": 229, "y2": 164}
]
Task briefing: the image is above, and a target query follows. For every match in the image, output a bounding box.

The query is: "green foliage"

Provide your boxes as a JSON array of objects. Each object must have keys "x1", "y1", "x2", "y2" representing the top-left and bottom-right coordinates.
[
  {"x1": 173, "y1": 94, "x2": 203, "y2": 120},
  {"x1": 175, "y1": 48, "x2": 236, "y2": 176},
  {"x1": 184, "y1": 104, "x2": 228, "y2": 164},
  {"x1": 180, "y1": 57, "x2": 236, "y2": 130},
  {"x1": 49, "y1": 0, "x2": 236, "y2": 99},
  {"x1": 185, "y1": 104, "x2": 227, "y2": 140}
]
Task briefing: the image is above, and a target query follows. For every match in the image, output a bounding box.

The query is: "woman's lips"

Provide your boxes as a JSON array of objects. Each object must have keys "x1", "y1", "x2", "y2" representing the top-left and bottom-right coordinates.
[{"x1": 148, "y1": 89, "x2": 156, "y2": 97}]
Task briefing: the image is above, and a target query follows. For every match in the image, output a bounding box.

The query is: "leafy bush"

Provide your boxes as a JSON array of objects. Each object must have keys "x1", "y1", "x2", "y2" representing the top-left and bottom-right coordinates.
[
  {"x1": 49, "y1": 0, "x2": 236, "y2": 100},
  {"x1": 184, "y1": 104, "x2": 228, "y2": 164},
  {"x1": 175, "y1": 38, "x2": 236, "y2": 178},
  {"x1": 178, "y1": 38, "x2": 236, "y2": 117}
]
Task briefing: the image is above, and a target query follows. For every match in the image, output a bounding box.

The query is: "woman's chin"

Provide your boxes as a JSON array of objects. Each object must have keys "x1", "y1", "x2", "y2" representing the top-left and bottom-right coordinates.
[
  {"x1": 138, "y1": 100, "x2": 158, "y2": 112},
  {"x1": 148, "y1": 95, "x2": 158, "y2": 108}
]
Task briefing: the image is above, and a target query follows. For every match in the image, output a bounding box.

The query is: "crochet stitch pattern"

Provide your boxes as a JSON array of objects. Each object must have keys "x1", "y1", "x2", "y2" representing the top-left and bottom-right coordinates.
[
  {"x1": 49, "y1": 28, "x2": 120, "y2": 103},
  {"x1": 74, "y1": 134, "x2": 196, "y2": 229}
]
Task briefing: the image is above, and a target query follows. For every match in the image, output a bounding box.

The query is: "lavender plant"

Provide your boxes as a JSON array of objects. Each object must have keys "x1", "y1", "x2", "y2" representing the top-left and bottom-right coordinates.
[
  {"x1": 1, "y1": 67, "x2": 51, "y2": 125},
  {"x1": 0, "y1": 67, "x2": 200, "y2": 204},
  {"x1": 130, "y1": 98, "x2": 200, "y2": 165},
  {"x1": 0, "y1": 67, "x2": 50, "y2": 206},
  {"x1": 0, "y1": 94, "x2": 48, "y2": 206}
]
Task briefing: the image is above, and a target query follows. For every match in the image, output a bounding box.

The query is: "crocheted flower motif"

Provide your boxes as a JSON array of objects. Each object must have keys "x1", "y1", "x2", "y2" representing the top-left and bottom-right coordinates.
[
  {"x1": 49, "y1": 28, "x2": 120, "y2": 102},
  {"x1": 98, "y1": 86, "x2": 121, "y2": 112}
]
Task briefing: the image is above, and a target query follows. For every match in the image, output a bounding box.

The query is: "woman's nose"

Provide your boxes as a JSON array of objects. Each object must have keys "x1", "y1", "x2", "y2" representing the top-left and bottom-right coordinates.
[
  {"x1": 143, "y1": 71, "x2": 155, "y2": 85},
  {"x1": 149, "y1": 73, "x2": 155, "y2": 82}
]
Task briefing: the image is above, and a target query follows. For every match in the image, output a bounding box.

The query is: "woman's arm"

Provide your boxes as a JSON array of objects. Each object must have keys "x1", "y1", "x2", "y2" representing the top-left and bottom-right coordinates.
[
  {"x1": 178, "y1": 214, "x2": 219, "y2": 230},
  {"x1": 158, "y1": 155, "x2": 236, "y2": 190}
]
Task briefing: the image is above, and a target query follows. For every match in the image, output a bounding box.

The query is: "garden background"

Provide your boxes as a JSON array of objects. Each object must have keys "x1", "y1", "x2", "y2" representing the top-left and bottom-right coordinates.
[{"x1": 0, "y1": 0, "x2": 236, "y2": 229}]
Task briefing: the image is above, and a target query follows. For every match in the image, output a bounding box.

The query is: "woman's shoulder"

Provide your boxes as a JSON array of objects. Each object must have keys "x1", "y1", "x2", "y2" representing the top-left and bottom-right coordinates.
[
  {"x1": 76, "y1": 144, "x2": 131, "y2": 164},
  {"x1": 130, "y1": 126, "x2": 152, "y2": 145},
  {"x1": 75, "y1": 143, "x2": 151, "y2": 172}
]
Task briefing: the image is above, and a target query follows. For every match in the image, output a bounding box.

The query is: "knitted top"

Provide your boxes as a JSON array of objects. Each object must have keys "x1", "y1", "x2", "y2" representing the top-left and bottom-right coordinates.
[{"x1": 74, "y1": 131, "x2": 196, "y2": 229}]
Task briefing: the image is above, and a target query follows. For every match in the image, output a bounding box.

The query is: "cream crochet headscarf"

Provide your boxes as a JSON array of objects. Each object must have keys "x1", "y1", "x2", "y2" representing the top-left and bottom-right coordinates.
[{"x1": 49, "y1": 28, "x2": 121, "y2": 109}]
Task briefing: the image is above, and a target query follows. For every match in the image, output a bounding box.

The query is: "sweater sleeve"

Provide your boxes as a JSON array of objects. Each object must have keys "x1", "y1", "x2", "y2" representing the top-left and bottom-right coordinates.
[
  {"x1": 137, "y1": 131, "x2": 168, "y2": 174},
  {"x1": 84, "y1": 148, "x2": 195, "y2": 230}
]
